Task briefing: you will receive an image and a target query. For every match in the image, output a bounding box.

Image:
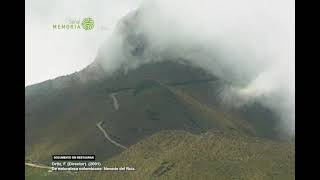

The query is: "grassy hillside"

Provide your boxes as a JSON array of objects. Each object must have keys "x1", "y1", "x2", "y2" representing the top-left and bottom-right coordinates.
[
  {"x1": 26, "y1": 130, "x2": 294, "y2": 180},
  {"x1": 78, "y1": 130, "x2": 294, "y2": 180},
  {"x1": 25, "y1": 166, "x2": 73, "y2": 180},
  {"x1": 26, "y1": 61, "x2": 279, "y2": 164},
  {"x1": 25, "y1": 61, "x2": 291, "y2": 180}
]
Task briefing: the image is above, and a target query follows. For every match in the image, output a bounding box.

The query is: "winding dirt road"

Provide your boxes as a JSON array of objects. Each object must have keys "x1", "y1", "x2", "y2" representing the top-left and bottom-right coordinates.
[
  {"x1": 25, "y1": 162, "x2": 51, "y2": 170},
  {"x1": 109, "y1": 93, "x2": 120, "y2": 110},
  {"x1": 96, "y1": 121, "x2": 127, "y2": 150}
]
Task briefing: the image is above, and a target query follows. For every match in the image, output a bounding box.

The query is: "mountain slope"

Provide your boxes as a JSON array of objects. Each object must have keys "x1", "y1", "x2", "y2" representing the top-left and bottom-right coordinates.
[
  {"x1": 79, "y1": 130, "x2": 294, "y2": 180},
  {"x1": 25, "y1": 6, "x2": 294, "y2": 179},
  {"x1": 25, "y1": 60, "x2": 282, "y2": 164}
]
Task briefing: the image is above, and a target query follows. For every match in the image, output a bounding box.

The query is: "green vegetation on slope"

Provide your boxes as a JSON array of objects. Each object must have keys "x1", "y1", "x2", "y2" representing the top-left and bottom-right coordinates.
[
  {"x1": 25, "y1": 165, "x2": 73, "y2": 180},
  {"x1": 78, "y1": 130, "x2": 294, "y2": 180},
  {"x1": 25, "y1": 61, "x2": 221, "y2": 163},
  {"x1": 25, "y1": 61, "x2": 292, "y2": 179}
]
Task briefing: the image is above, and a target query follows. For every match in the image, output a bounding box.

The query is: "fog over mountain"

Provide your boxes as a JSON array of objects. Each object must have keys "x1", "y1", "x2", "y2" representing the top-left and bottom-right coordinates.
[
  {"x1": 94, "y1": 0, "x2": 294, "y2": 136},
  {"x1": 26, "y1": 2, "x2": 295, "y2": 179}
]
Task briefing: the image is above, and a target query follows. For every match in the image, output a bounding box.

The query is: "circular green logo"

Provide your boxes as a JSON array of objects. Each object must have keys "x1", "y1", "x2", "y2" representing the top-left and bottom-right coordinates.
[{"x1": 81, "y1": 17, "x2": 94, "y2": 30}]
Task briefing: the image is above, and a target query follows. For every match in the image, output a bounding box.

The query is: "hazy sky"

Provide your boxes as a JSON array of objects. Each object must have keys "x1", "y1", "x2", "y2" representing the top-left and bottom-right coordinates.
[
  {"x1": 26, "y1": 0, "x2": 294, "y2": 136},
  {"x1": 25, "y1": 0, "x2": 141, "y2": 86},
  {"x1": 95, "y1": 0, "x2": 294, "y2": 136}
]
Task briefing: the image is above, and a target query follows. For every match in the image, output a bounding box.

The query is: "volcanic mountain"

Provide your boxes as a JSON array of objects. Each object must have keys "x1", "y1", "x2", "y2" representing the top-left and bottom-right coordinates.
[{"x1": 25, "y1": 9, "x2": 294, "y2": 180}]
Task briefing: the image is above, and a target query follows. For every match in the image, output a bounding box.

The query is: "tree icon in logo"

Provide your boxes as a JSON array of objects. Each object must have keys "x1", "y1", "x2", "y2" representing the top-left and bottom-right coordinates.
[{"x1": 81, "y1": 17, "x2": 94, "y2": 30}]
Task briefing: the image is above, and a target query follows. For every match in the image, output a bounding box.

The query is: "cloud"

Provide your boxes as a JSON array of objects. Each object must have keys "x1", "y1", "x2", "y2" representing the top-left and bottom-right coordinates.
[
  {"x1": 26, "y1": 0, "x2": 295, "y2": 136},
  {"x1": 25, "y1": 0, "x2": 142, "y2": 86},
  {"x1": 97, "y1": 0, "x2": 295, "y2": 136}
]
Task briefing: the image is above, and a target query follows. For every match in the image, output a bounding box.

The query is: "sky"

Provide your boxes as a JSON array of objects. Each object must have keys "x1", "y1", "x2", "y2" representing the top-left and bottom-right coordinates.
[
  {"x1": 95, "y1": 0, "x2": 294, "y2": 136},
  {"x1": 25, "y1": 0, "x2": 141, "y2": 86},
  {"x1": 26, "y1": 0, "x2": 294, "y2": 136}
]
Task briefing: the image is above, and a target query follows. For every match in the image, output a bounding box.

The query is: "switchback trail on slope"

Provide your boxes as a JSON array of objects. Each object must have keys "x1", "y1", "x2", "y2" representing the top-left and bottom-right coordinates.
[
  {"x1": 109, "y1": 93, "x2": 120, "y2": 110},
  {"x1": 96, "y1": 121, "x2": 128, "y2": 150},
  {"x1": 25, "y1": 162, "x2": 51, "y2": 170}
]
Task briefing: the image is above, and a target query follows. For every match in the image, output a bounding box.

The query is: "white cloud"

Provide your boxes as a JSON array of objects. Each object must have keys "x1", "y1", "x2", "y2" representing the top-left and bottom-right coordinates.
[
  {"x1": 26, "y1": 0, "x2": 295, "y2": 136},
  {"x1": 25, "y1": 0, "x2": 141, "y2": 86},
  {"x1": 97, "y1": 0, "x2": 295, "y2": 136}
]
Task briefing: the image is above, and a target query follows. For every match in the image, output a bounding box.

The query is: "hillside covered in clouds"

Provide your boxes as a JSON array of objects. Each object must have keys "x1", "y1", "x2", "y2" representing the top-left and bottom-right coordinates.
[{"x1": 25, "y1": 0, "x2": 294, "y2": 179}]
